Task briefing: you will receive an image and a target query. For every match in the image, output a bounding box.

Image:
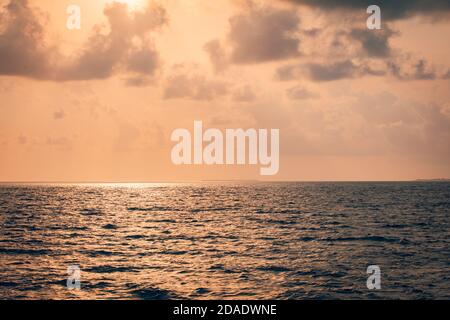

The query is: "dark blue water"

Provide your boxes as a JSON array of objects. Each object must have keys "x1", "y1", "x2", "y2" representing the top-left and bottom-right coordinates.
[{"x1": 0, "y1": 182, "x2": 449, "y2": 299}]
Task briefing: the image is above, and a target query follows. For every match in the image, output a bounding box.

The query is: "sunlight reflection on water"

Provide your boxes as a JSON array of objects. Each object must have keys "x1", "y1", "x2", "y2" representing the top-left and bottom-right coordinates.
[{"x1": 0, "y1": 182, "x2": 449, "y2": 299}]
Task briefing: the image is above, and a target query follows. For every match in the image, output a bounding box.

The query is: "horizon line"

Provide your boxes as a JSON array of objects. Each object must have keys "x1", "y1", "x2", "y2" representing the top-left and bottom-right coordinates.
[{"x1": 0, "y1": 179, "x2": 449, "y2": 184}]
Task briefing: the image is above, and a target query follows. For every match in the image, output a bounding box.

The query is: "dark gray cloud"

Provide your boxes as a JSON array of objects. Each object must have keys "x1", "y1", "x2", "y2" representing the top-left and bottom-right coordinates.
[
  {"x1": 204, "y1": 3, "x2": 301, "y2": 69},
  {"x1": 276, "y1": 64, "x2": 303, "y2": 81},
  {"x1": 276, "y1": 57, "x2": 444, "y2": 82},
  {"x1": 306, "y1": 60, "x2": 359, "y2": 81},
  {"x1": 228, "y1": 5, "x2": 300, "y2": 63},
  {"x1": 277, "y1": 60, "x2": 371, "y2": 82},
  {"x1": 412, "y1": 60, "x2": 437, "y2": 80},
  {"x1": 387, "y1": 59, "x2": 437, "y2": 80},
  {"x1": 0, "y1": 0, "x2": 167, "y2": 84},
  {"x1": 0, "y1": 0, "x2": 54, "y2": 79},
  {"x1": 126, "y1": 45, "x2": 160, "y2": 76},
  {"x1": 349, "y1": 27, "x2": 396, "y2": 58},
  {"x1": 283, "y1": 0, "x2": 450, "y2": 20}
]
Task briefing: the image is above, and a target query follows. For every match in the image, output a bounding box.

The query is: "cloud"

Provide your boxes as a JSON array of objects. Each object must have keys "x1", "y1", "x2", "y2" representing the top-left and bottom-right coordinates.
[
  {"x1": 0, "y1": 0, "x2": 55, "y2": 79},
  {"x1": 0, "y1": 0, "x2": 167, "y2": 84},
  {"x1": 204, "y1": 39, "x2": 229, "y2": 73},
  {"x1": 276, "y1": 64, "x2": 302, "y2": 81},
  {"x1": 387, "y1": 58, "x2": 437, "y2": 80},
  {"x1": 410, "y1": 60, "x2": 436, "y2": 80},
  {"x1": 443, "y1": 70, "x2": 450, "y2": 79},
  {"x1": 58, "y1": 2, "x2": 167, "y2": 82},
  {"x1": 203, "y1": 2, "x2": 302, "y2": 72},
  {"x1": 17, "y1": 134, "x2": 27, "y2": 145},
  {"x1": 163, "y1": 65, "x2": 228, "y2": 101},
  {"x1": 232, "y1": 85, "x2": 256, "y2": 102},
  {"x1": 126, "y1": 44, "x2": 160, "y2": 74},
  {"x1": 286, "y1": 85, "x2": 318, "y2": 99},
  {"x1": 53, "y1": 109, "x2": 65, "y2": 120},
  {"x1": 348, "y1": 27, "x2": 396, "y2": 58},
  {"x1": 352, "y1": 92, "x2": 417, "y2": 125},
  {"x1": 59, "y1": 3, "x2": 133, "y2": 80},
  {"x1": 277, "y1": 60, "x2": 370, "y2": 82},
  {"x1": 382, "y1": 104, "x2": 450, "y2": 158},
  {"x1": 204, "y1": 2, "x2": 301, "y2": 69},
  {"x1": 276, "y1": 57, "x2": 443, "y2": 82},
  {"x1": 45, "y1": 136, "x2": 72, "y2": 151},
  {"x1": 347, "y1": 93, "x2": 450, "y2": 159},
  {"x1": 283, "y1": 0, "x2": 450, "y2": 20},
  {"x1": 124, "y1": 75, "x2": 155, "y2": 87},
  {"x1": 255, "y1": 90, "x2": 450, "y2": 161},
  {"x1": 227, "y1": 3, "x2": 300, "y2": 64}
]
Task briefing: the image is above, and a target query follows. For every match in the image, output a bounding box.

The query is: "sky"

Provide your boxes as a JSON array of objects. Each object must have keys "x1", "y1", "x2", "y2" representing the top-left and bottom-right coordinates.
[{"x1": 0, "y1": 0, "x2": 449, "y2": 182}]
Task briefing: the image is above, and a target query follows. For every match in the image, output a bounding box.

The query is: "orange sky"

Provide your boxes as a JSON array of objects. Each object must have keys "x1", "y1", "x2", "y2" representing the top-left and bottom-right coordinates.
[{"x1": 0, "y1": 0, "x2": 449, "y2": 181}]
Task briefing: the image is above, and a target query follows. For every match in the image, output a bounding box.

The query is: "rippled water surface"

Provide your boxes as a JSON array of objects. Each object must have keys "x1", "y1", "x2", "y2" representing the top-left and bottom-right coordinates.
[{"x1": 0, "y1": 182, "x2": 449, "y2": 299}]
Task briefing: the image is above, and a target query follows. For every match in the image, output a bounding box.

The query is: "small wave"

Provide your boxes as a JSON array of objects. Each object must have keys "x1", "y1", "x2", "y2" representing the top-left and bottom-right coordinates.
[
  {"x1": 85, "y1": 265, "x2": 137, "y2": 273},
  {"x1": 298, "y1": 236, "x2": 316, "y2": 242},
  {"x1": 124, "y1": 234, "x2": 145, "y2": 239},
  {"x1": 82, "y1": 250, "x2": 117, "y2": 257},
  {"x1": 0, "y1": 248, "x2": 50, "y2": 255},
  {"x1": 256, "y1": 266, "x2": 292, "y2": 273},
  {"x1": 128, "y1": 206, "x2": 177, "y2": 212},
  {"x1": 102, "y1": 224, "x2": 118, "y2": 230},
  {"x1": 194, "y1": 287, "x2": 210, "y2": 295},
  {"x1": 4, "y1": 206, "x2": 22, "y2": 213},
  {"x1": 190, "y1": 207, "x2": 236, "y2": 213},
  {"x1": 84, "y1": 281, "x2": 112, "y2": 289},
  {"x1": 50, "y1": 279, "x2": 69, "y2": 287},
  {"x1": 294, "y1": 270, "x2": 316, "y2": 276},
  {"x1": 254, "y1": 209, "x2": 271, "y2": 214},
  {"x1": 384, "y1": 223, "x2": 407, "y2": 229},
  {"x1": 68, "y1": 226, "x2": 89, "y2": 231},
  {"x1": 258, "y1": 236, "x2": 276, "y2": 240},
  {"x1": 0, "y1": 281, "x2": 19, "y2": 287},
  {"x1": 22, "y1": 239, "x2": 44, "y2": 245},
  {"x1": 314, "y1": 270, "x2": 346, "y2": 278},
  {"x1": 209, "y1": 264, "x2": 225, "y2": 270},
  {"x1": 266, "y1": 219, "x2": 297, "y2": 225},
  {"x1": 131, "y1": 287, "x2": 177, "y2": 300},
  {"x1": 276, "y1": 209, "x2": 301, "y2": 214},
  {"x1": 146, "y1": 219, "x2": 176, "y2": 223},
  {"x1": 208, "y1": 264, "x2": 237, "y2": 274},
  {"x1": 321, "y1": 235, "x2": 403, "y2": 243},
  {"x1": 160, "y1": 250, "x2": 188, "y2": 255},
  {"x1": 27, "y1": 226, "x2": 42, "y2": 231},
  {"x1": 80, "y1": 208, "x2": 102, "y2": 216}
]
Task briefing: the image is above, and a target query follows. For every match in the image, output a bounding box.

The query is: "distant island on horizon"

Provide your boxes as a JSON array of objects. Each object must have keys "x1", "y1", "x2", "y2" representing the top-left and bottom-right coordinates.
[{"x1": 415, "y1": 178, "x2": 450, "y2": 182}]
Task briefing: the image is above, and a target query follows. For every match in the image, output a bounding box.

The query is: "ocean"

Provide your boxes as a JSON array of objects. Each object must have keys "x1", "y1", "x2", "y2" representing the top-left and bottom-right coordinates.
[{"x1": 0, "y1": 182, "x2": 449, "y2": 299}]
